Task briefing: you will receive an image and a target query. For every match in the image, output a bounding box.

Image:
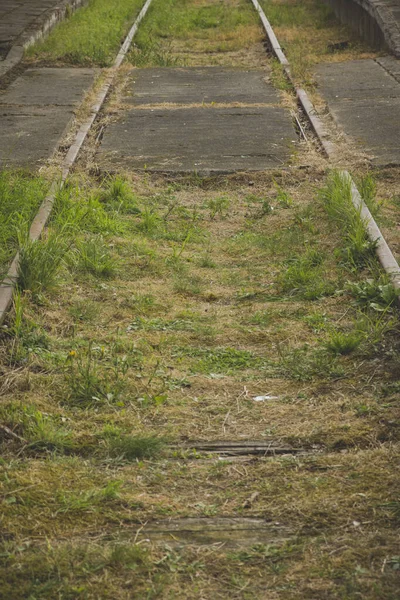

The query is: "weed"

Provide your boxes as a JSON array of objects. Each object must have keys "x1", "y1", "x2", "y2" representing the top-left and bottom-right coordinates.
[
  {"x1": 198, "y1": 252, "x2": 216, "y2": 268},
  {"x1": 0, "y1": 171, "x2": 47, "y2": 275},
  {"x1": 130, "y1": 38, "x2": 179, "y2": 67},
  {"x1": 346, "y1": 278, "x2": 400, "y2": 311},
  {"x1": 275, "y1": 183, "x2": 293, "y2": 208},
  {"x1": 135, "y1": 207, "x2": 160, "y2": 235},
  {"x1": 278, "y1": 249, "x2": 334, "y2": 300},
  {"x1": 187, "y1": 346, "x2": 263, "y2": 374},
  {"x1": 357, "y1": 173, "x2": 381, "y2": 218},
  {"x1": 72, "y1": 236, "x2": 117, "y2": 278},
  {"x1": 64, "y1": 343, "x2": 132, "y2": 407},
  {"x1": 319, "y1": 172, "x2": 377, "y2": 268},
  {"x1": 5, "y1": 291, "x2": 48, "y2": 363},
  {"x1": 247, "y1": 311, "x2": 273, "y2": 326},
  {"x1": 52, "y1": 185, "x2": 122, "y2": 236},
  {"x1": 125, "y1": 292, "x2": 158, "y2": 315},
  {"x1": 105, "y1": 430, "x2": 164, "y2": 460},
  {"x1": 173, "y1": 271, "x2": 203, "y2": 296},
  {"x1": 131, "y1": 0, "x2": 262, "y2": 66},
  {"x1": 207, "y1": 197, "x2": 230, "y2": 220},
  {"x1": 278, "y1": 344, "x2": 344, "y2": 381},
  {"x1": 325, "y1": 330, "x2": 362, "y2": 355},
  {"x1": 25, "y1": 410, "x2": 73, "y2": 453},
  {"x1": 57, "y1": 481, "x2": 122, "y2": 513},
  {"x1": 100, "y1": 177, "x2": 140, "y2": 214},
  {"x1": 17, "y1": 230, "x2": 66, "y2": 297},
  {"x1": 355, "y1": 311, "x2": 398, "y2": 352},
  {"x1": 69, "y1": 299, "x2": 98, "y2": 322}
]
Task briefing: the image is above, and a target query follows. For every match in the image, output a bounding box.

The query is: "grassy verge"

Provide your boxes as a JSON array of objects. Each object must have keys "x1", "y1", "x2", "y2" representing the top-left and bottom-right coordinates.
[
  {"x1": 259, "y1": 0, "x2": 379, "y2": 89},
  {"x1": 0, "y1": 171, "x2": 48, "y2": 278},
  {"x1": 1, "y1": 169, "x2": 399, "y2": 598},
  {"x1": 129, "y1": 0, "x2": 264, "y2": 67},
  {"x1": 26, "y1": 0, "x2": 145, "y2": 66}
]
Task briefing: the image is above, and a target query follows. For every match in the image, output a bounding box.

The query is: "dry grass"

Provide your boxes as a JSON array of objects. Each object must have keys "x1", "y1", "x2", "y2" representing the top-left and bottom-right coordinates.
[
  {"x1": 1, "y1": 169, "x2": 399, "y2": 598},
  {"x1": 259, "y1": 0, "x2": 380, "y2": 89},
  {"x1": 129, "y1": 0, "x2": 267, "y2": 67}
]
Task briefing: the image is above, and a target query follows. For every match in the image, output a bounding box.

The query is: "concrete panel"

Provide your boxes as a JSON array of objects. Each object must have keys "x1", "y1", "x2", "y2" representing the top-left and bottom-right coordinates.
[
  {"x1": 0, "y1": 106, "x2": 74, "y2": 168},
  {"x1": 315, "y1": 59, "x2": 400, "y2": 100},
  {"x1": 316, "y1": 59, "x2": 400, "y2": 165},
  {"x1": 0, "y1": 67, "x2": 97, "y2": 168},
  {"x1": 97, "y1": 106, "x2": 296, "y2": 173},
  {"x1": 125, "y1": 67, "x2": 279, "y2": 105},
  {"x1": 0, "y1": 68, "x2": 97, "y2": 106}
]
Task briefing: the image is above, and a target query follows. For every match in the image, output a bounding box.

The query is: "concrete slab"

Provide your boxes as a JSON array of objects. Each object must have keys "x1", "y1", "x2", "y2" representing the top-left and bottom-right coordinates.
[
  {"x1": 125, "y1": 67, "x2": 279, "y2": 105},
  {"x1": 315, "y1": 59, "x2": 400, "y2": 100},
  {"x1": 0, "y1": 106, "x2": 74, "y2": 168},
  {"x1": 97, "y1": 106, "x2": 296, "y2": 173},
  {"x1": 98, "y1": 67, "x2": 296, "y2": 173},
  {"x1": 0, "y1": 67, "x2": 97, "y2": 168},
  {"x1": 315, "y1": 59, "x2": 400, "y2": 165},
  {"x1": 377, "y1": 55, "x2": 400, "y2": 83},
  {"x1": 0, "y1": 68, "x2": 97, "y2": 106}
]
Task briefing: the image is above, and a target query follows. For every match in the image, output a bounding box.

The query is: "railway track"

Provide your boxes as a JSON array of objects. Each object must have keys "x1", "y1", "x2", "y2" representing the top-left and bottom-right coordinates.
[{"x1": 1, "y1": 1, "x2": 399, "y2": 598}]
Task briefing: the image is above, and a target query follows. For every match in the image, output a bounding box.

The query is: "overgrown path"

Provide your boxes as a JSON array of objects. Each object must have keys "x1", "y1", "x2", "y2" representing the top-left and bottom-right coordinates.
[{"x1": 0, "y1": 0, "x2": 399, "y2": 598}]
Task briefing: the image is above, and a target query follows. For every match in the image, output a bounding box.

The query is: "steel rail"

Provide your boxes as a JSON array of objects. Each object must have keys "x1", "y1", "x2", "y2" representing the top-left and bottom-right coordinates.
[
  {"x1": 0, "y1": 0, "x2": 154, "y2": 326},
  {"x1": 249, "y1": 0, "x2": 400, "y2": 292}
]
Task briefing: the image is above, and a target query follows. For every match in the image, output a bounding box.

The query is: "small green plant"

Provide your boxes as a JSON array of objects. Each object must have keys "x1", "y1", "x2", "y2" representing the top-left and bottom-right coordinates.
[
  {"x1": 189, "y1": 346, "x2": 263, "y2": 374},
  {"x1": 69, "y1": 299, "x2": 98, "y2": 322},
  {"x1": 278, "y1": 249, "x2": 333, "y2": 300},
  {"x1": 17, "y1": 230, "x2": 66, "y2": 297},
  {"x1": 100, "y1": 177, "x2": 140, "y2": 214},
  {"x1": 25, "y1": 410, "x2": 74, "y2": 453},
  {"x1": 57, "y1": 481, "x2": 122, "y2": 513},
  {"x1": 136, "y1": 207, "x2": 160, "y2": 235},
  {"x1": 73, "y1": 236, "x2": 117, "y2": 278},
  {"x1": 52, "y1": 186, "x2": 122, "y2": 235},
  {"x1": 319, "y1": 172, "x2": 377, "y2": 268},
  {"x1": 247, "y1": 311, "x2": 272, "y2": 326},
  {"x1": 325, "y1": 330, "x2": 362, "y2": 355},
  {"x1": 130, "y1": 38, "x2": 179, "y2": 67},
  {"x1": 0, "y1": 171, "x2": 47, "y2": 275},
  {"x1": 355, "y1": 311, "x2": 398, "y2": 352},
  {"x1": 64, "y1": 343, "x2": 131, "y2": 407},
  {"x1": 275, "y1": 183, "x2": 293, "y2": 208},
  {"x1": 198, "y1": 252, "x2": 216, "y2": 268},
  {"x1": 173, "y1": 272, "x2": 203, "y2": 296},
  {"x1": 105, "y1": 431, "x2": 164, "y2": 460},
  {"x1": 7, "y1": 291, "x2": 48, "y2": 363},
  {"x1": 277, "y1": 344, "x2": 344, "y2": 381},
  {"x1": 207, "y1": 196, "x2": 230, "y2": 220},
  {"x1": 346, "y1": 278, "x2": 400, "y2": 311},
  {"x1": 357, "y1": 173, "x2": 380, "y2": 218}
]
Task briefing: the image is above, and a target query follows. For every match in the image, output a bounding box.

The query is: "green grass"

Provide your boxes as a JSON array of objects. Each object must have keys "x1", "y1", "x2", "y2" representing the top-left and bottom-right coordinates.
[
  {"x1": 320, "y1": 171, "x2": 377, "y2": 268},
  {"x1": 1, "y1": 171, "x2": 400, "y2": 600},
  {"x1": 278, "y1": 248, "x2": 335, "y2": 300},
  {"x1": 27, "y1": 0, "x2": 145, "y2": 66},
  {"x1": 64, "y1": 342, "x2": 133, "y2": 407},
  {"x1": 130, "y1": 0, "x2": 262, "y2": 66},
  {"x1": 17, "y1": 230, "x2": 67, "y2": 298},
  {"x1": 0, "y1": 171, "x2": 48, "y2": 277},
  {"x1": 72, "y1": 236, "x2": 118, "y2": 278}
]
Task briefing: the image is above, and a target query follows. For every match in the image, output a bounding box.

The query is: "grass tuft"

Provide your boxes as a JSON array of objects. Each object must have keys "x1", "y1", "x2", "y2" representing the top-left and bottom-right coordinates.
[{"x1": 17, "y1": 230, "x2": 66, "y2": 297}]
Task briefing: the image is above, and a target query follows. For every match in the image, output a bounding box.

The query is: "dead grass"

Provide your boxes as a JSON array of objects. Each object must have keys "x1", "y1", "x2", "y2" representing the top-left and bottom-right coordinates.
[{"x1": 1, "y1": 169, "x2": 399, "y2": 598}]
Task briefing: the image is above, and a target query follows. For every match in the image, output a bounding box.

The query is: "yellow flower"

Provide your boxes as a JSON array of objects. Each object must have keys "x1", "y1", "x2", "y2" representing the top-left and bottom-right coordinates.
[{"x1": 69, "y1": 350, "x2": 76, "y2": 357}]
